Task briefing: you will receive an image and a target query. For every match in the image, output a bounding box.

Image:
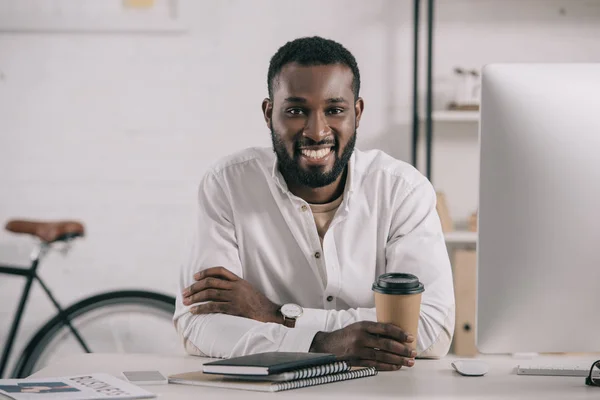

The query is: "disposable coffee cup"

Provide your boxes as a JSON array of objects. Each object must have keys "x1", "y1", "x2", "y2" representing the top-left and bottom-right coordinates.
[{"x1": 372, "y1": 273, "x2": 425, "y2": 351}]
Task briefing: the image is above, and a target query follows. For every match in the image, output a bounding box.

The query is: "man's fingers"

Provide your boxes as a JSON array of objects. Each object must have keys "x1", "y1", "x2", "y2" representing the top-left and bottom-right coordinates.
[
  {"x1": 351, "y1": 359, "x2": 402, "y2": 372},
  {"x1": 190, "y1": 302, "x2": 229, "y2": 315},
  {"x1": 362, "y1": 321, "x2": 414, "y2": 343},
  {"x1": 185, "y1": 277, "x2": 233, "y2": 296},
  {"x1": 357, "y1": 348, "x2": 409, "y2": 367},
  {"x1": 352, "y1": 347, "x2": 416, "y2": 370},
  {"x1": 185, "y1": 288, "x2": 231, "y2": 305},
  {"x1": 363, "y1": 336, "x2": 416, "y2": 358},
  {"x1": 193, "y1": 266, "x2": 241, "y2": 282}
]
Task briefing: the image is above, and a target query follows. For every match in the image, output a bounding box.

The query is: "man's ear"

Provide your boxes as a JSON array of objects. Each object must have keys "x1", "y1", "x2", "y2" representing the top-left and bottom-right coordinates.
[
  {"x1": 262, "y1": 98, "x2": 273, "y2": 127},
  {"x1": 354, "y1": 97, "x2": 364, "y2": 129}
]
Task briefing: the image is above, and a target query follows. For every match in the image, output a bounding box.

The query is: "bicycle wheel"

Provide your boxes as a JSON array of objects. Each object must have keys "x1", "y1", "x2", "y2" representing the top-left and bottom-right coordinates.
[{"x1": 13, "y1": 290, "x2": 183, "y2": 378}]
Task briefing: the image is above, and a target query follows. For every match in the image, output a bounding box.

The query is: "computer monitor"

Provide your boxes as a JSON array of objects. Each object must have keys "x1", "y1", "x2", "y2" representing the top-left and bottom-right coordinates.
[{"x1": 476, "y1": 64, "x2": 600, "y2": 354}]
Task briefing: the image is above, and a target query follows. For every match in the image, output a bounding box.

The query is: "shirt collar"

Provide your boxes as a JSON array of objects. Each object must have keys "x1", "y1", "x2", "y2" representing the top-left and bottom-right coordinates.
[
  {"x1": 271, "y1": 151, "x2": 356, "y2": 208},
  {"x1": 271, "y1": 156, "x2": 288, "y2": 192}
]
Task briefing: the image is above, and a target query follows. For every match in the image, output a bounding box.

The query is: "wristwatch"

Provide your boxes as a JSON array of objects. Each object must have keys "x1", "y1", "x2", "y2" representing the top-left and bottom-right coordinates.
[{"x1": 280, "y1": 303, "x2": 303, "y2": 328}]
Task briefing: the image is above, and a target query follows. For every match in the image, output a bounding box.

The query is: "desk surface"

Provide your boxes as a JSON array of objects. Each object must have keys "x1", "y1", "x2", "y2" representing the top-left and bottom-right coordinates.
[{"x1": 28, "y1": 353, "x2": 598, "y2": 400}]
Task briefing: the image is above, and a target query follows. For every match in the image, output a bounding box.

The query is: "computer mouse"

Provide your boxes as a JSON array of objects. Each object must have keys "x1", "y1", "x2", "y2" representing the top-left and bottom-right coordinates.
[{"x1": 451, "y1": 360, "x2": 489, "y2": 376}]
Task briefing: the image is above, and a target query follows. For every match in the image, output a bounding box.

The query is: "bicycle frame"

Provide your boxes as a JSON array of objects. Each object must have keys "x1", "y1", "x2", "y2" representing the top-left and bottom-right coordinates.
[{"x1": 0, "y1": 242, "x2": 91, "y2": 378}]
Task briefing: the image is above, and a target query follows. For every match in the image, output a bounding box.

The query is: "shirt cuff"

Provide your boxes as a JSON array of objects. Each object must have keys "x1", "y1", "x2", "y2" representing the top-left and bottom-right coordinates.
[
  {"x1": 294, "y1": 308, "x2": 329, "y2": 331},
  {"x1": 418, "y1": 304, "x2": 455, "y2": 358},
  {"x1": 279, "y1": 327, "x2": 321, "y2": 353}
]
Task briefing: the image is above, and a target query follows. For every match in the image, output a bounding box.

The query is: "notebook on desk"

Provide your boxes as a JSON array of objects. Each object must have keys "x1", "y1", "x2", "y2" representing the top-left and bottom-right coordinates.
[
  {"x1": 168, "y1": 366, "x2": 377, "y2": 392},
  {"x1": 208, "y1": 360, "x2": 352, "y2": 382},
  {"x1": 201, "y1": 352, "x2": 337, "y2": 375},
  {"x1": 171, "y1": 351, "x2": 377, "y2": 392}
]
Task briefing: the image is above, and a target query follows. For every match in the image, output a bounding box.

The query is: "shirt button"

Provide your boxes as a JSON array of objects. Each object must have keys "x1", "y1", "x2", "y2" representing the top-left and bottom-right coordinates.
[
  {"x1": 326, "y1": 296, "x2": 334, "y2": 302},
  {"x1": 301, "y1": 205, "x2": 308, "y2": 212},
  {"x1": 314, "y1": 251, "x2": 321, "y2": 259}
]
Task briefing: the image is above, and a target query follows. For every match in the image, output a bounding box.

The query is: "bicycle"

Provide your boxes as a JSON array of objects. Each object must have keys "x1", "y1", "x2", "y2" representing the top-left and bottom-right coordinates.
[{"x1": 0, "y1": 219, "x2": 178, "y2": 378}]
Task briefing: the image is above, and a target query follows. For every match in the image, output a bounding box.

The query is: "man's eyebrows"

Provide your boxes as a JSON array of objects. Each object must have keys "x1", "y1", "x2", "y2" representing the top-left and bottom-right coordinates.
[
  {"x1": 283, "y1": 96, "x2": 307, "y2": 103},
  {"x1": 282, "y1": 96, "x2": 349, "y2": 104},
  {"x1": 326, "y1": 97, "x2": 348, "y2": 104}
]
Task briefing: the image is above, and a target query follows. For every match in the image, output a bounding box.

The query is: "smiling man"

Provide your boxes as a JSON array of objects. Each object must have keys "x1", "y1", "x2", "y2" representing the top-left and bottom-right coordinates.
[{"x1": 174, "y1": 36, "x2": 455, "y2": 371}]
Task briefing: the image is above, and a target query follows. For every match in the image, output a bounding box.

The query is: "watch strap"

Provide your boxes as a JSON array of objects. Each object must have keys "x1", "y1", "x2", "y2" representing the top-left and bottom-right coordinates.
[{"x1": 282, "y1": 316, "x2": 296, "y2": 328}]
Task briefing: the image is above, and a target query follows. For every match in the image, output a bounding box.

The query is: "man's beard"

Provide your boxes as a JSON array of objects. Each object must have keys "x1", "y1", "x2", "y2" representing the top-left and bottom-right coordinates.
[{"x1": 270, "y1": 124, "x2": 356, "y2": 189}]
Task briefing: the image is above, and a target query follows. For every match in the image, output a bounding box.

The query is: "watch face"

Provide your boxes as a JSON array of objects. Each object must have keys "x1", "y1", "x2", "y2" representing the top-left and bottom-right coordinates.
[{"x1": 281, "y1": 303, "x2": 303, "y2": 318}]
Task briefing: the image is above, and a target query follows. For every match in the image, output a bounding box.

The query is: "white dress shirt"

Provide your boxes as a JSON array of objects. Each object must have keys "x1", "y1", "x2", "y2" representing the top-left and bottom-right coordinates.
[{"x1": 174, "y1": 147, "x2": 455, "y2": 359}]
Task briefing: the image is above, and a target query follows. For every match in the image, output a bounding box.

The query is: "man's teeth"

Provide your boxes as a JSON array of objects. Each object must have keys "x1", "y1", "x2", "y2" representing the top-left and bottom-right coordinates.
[{"x1": 301, "y1": 148, "x2": 331, "y2": 159}]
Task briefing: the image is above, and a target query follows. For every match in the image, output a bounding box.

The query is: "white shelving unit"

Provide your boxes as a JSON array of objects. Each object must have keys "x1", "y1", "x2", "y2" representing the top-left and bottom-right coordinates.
[
  {"x1": 444, "y1": 231, "x2": 477, "y2": 246},
  {"x1": 432, "y1": 111, "x2": 479, "y2": 242},
  {"x1": 420, "y1": 110, "x2": 480, "y2": 123},
  {"x1": 432, "y1": 110, "x2": 479, "y2": 123},
  {"x1": 429, "y1": 111, "x2": 479, "y2": 238}
]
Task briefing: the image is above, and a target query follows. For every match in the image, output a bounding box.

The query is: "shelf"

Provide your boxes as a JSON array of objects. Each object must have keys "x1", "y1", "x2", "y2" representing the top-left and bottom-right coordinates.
[
  {"x1": 432, "y1": 110, "x2": 479, "y2": 122},
  {"x1": 444, "y1": 231, "x2": 478, "y2": 245}
]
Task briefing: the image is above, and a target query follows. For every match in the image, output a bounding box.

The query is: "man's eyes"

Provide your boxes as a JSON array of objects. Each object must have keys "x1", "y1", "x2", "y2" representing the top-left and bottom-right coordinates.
[
  {"x1": 326, "y1": 108, "x2": 345, "y2": 115},
  {"x1": 286, "y1": 108, "x2": 305, "y2": 116},
  {"x1": 284, "y1": 108, "x2": 345, "y2": 116}
]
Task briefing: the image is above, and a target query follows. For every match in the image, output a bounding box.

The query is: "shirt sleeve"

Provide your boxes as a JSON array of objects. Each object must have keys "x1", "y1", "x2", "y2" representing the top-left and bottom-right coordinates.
[
  {"x1": 173, "y1": 170, "x2": 320, "y2": 358},
  {"x1": 294, "y1": 178, "x2": 455, "y2": 358}
]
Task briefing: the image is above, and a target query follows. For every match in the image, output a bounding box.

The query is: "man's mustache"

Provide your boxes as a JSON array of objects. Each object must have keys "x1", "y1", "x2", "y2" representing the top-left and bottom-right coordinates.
[{"x1": 295, "y1": 137, "x2": 336, "y2": 149}]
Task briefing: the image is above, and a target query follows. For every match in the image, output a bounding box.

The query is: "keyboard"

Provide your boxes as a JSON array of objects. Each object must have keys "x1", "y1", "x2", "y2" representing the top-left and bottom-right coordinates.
[{"x1": 517, "y1": 363, "x2": 597, "y2": 377}]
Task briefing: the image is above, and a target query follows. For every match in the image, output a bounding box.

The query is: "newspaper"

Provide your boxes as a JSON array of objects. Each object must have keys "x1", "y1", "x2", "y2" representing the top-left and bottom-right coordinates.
[{"x1": 0, "y1": 373, "x2": 155, "y2": 400}]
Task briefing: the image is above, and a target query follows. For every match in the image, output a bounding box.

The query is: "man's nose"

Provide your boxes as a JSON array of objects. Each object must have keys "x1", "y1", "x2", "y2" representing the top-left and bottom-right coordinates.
[{"x1": 303, "y1": 112, "x2": 331, "y2": 142}]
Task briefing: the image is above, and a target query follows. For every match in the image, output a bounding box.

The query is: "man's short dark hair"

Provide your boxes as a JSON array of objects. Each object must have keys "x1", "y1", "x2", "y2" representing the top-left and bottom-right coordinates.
[{"x1": 267, "y1": 36, "x2": 361, "y2": 100}]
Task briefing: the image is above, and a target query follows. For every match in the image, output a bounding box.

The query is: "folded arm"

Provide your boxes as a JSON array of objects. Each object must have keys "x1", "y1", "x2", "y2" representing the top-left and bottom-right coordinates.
[{"x1": 174, "y1": 170, "x2": 321, "y2": 358}]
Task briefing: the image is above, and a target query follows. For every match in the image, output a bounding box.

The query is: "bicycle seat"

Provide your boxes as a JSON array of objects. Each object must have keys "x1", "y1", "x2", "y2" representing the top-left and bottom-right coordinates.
[{"x1": 5, "y1": 219, "x2": 85, "y2": 243}]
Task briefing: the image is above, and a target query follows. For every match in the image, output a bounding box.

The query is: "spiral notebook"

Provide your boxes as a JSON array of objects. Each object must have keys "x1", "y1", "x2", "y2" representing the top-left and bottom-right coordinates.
[
  {"x1": 209, "y1": 361, "x2": 350, "y2": 382},
  {"x1": 168, "y1": 364, "x2": 377, "y2": 392},
  {"x1": 202, "y1": 352, "x2": 337, "y2": 376}
]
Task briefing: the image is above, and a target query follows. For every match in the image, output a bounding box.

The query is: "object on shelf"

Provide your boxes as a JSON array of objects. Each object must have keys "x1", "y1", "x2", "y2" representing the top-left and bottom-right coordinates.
[
  {"x1": 468, "y1": 211, "x2": 478, "y2": 232},
  {"x1": 436, "y1": 192, "x2": 454, "y2": 233},
  {"x1": 448, "y1": 67, "x2": 480, "y2": 111},
  {"x1": 448, "y1": 103, "x2": 479, "y2": 112}
]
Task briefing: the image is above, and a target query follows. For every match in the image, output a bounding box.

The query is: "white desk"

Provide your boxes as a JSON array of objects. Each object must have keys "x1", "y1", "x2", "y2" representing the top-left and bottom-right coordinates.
[{"x1": 27, "y1": 353, "x2": 599, "y2": 399}]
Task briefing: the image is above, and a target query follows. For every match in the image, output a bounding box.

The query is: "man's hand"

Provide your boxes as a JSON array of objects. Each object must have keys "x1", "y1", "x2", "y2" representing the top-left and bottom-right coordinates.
[
  {"x1": 309, "y1": 321, "x2": 417, "y2": 371},
  {"x1": 182, "y1": 266, "x2": 282, "y2": 324}
]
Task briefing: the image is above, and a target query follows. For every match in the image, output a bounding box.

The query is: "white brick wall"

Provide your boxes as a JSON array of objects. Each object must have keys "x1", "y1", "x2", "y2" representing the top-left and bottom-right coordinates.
[{"x1": 1, "y1": 0, "x2": 599, "y2": 374}]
